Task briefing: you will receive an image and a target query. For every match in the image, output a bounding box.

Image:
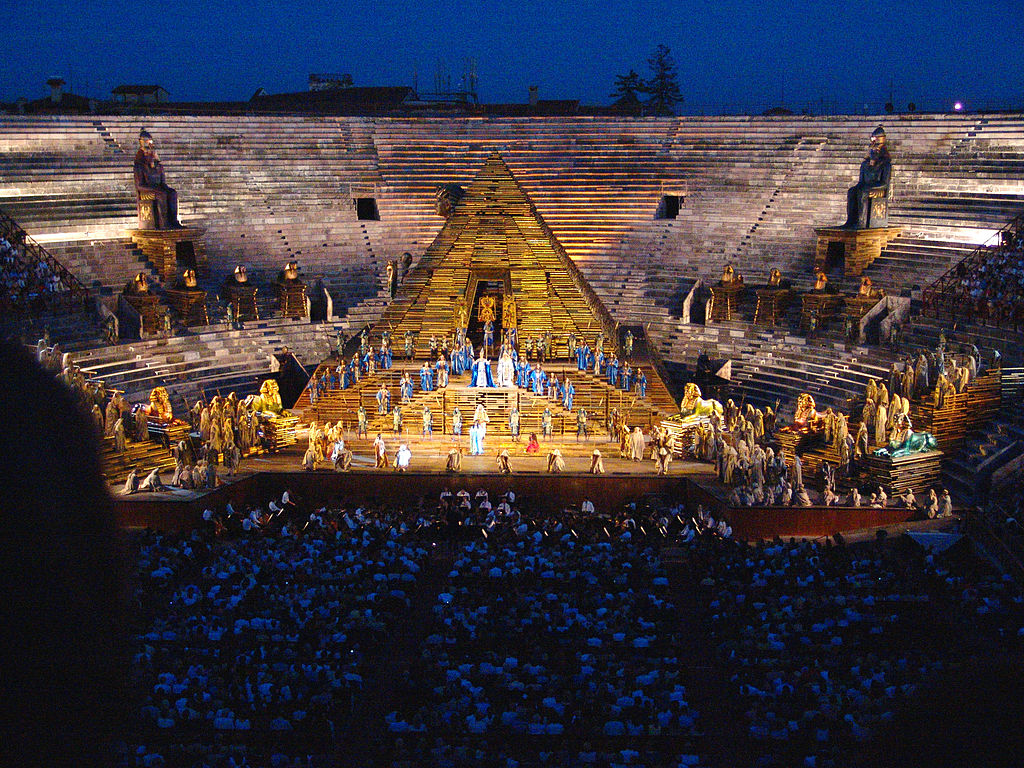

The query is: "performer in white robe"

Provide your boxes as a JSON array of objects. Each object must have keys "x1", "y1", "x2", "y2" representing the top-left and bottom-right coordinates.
[
  {"x1": 629, "y1": 427, "x2": 646, "y2": 461},
  {"x1": 496, "y1": 351, "x2": 515, "y2": 388}
]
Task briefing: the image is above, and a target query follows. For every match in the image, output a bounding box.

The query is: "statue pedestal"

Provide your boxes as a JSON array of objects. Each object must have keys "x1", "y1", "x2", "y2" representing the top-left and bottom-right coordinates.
[
  {"x1": 224, "y1": 282, "x2": 258, "y2": 321},
  {"x1": 129, "y1": 227, "x2": 207, "y2": 282},
  {"x1": 122, "y1": 293, "x2": 165, "y2": 337},
  {"x1": 777, "y1": 428, "x2": 825, "y2": 461},
  {"x1": 862, "y1": 449, "x2": 943, "y2": 495},
  {"x1": 814, "y1": 227, "x2": 902, "y2": 277},
  {"x1": 709, "y1": 283, "x2": 744, "y2": 322},
  {"x1": 260, "y1": 414, "x2": 298, "y2": 452},
  {"x1": 754, "y1": 288, "x2": 792, "y2": 327},
  {"x1": 801, "y1": 292, "x2": 844, "y2": 332},
  {"x1": 165, "y1": 288, "x2": 209, "y2": 326},
  {"x1": 277, "y1": 280, "x2": 307, "y2": 319},
  {"x1": 843, "y1": 293, "x2": 883, "y2": 323}
]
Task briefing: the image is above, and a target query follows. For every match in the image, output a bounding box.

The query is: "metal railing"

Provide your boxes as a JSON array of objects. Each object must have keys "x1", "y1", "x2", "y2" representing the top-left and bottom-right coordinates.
[
  {"x1": 0, "y1": 207, "x2": 91, "y2": 315},
  {"x1": 921, "y1": 210, "x2": 1024, "y2": 326}
]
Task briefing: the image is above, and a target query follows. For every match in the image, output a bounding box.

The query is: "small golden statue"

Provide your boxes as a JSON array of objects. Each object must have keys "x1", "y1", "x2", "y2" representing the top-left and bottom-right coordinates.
[
  {"x1": 721, "y1": 265, "x2": 742, "y2": 285},
  {"x1": 233, "y1": 265, "x2": 249, "y2": 284},
  {"x1": 813, "y1": 270, "x2": 829, "y2": 292},
  {"x1": 768, "y1": 268, "x2": 783, "y2": 287},
  {"x1": 183, "y1": 268, "x2": 198, "y2": 289}
]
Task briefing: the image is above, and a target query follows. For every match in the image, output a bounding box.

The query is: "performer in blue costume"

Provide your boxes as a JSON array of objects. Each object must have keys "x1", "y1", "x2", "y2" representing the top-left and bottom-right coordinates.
[
  {"x1": 419, "y1": 362, "x2": 433, "y2": 393},
  {"x1": 636, "y1": 369, "x2": 647, "y2": 399},
  {"x1": 577, "y1": 343, "x2": 589, "y2": 371},
  {"x1": 470, "y1": 351, "x2": 495, "y2": 387},
  {"x1": 532, "y1": 366, "x2": 547, "y2": 396}
]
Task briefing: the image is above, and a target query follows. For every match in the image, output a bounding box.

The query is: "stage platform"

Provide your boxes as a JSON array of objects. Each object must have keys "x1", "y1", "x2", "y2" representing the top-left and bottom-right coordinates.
[{"x1": 111, "y1": 439, "x2": 944, "y2": 541}]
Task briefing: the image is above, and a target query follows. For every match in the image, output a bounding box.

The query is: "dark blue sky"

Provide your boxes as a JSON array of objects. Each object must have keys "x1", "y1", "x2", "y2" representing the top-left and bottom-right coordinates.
[{"x1": 6, "y1": 0, "x2": 1024, "y2": 113}]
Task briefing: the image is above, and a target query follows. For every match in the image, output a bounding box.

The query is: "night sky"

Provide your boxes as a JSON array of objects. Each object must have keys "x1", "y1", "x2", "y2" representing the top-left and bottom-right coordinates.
[{"x1": 6, "y1": 0, "x2": 1024, "y2": 113}]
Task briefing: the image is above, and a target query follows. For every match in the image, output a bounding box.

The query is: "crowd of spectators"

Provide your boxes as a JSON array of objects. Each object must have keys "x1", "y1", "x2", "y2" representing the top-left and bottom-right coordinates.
[
  {"x1": 948, "y1": 227, "x2": 1024, "y2": 328},
  {"x1": 117, "y1": 487, "x2": 1024, "y2": 768},
  {"x1": 0, "y1": 234, "x2": 70, "y2": 312}
]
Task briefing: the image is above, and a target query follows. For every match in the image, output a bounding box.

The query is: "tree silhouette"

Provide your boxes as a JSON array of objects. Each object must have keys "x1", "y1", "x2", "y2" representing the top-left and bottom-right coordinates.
[
  {"x1": 643, "y1": 44, "x2": 683, "y2": 116},
  {"x1": 611, "y1": 69, "x2": 644, "y2": 106}
]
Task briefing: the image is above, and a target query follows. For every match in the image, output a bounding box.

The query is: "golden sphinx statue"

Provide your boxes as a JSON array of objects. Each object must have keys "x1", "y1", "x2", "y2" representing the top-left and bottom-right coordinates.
[
  {"x1": 679, "y1": 382, "x2": 724, "y2": 426},
  {"x1": 147, "y1": 386, "x2": 174, "y2": 422},
  {"x1": 788, "y1": 393, "x2": 824, "y2": 433},
  {"x1": 253, "y1": 379, "x2": 284, "y2": 416},
  {"x1": 720, "y1": 265, "x2": 742, "y2": 285}
]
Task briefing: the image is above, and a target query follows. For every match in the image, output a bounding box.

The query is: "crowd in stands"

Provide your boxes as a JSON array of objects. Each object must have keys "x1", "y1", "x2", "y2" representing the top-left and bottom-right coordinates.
[
  {"x1": 948, "y1": 227, "x2": 1024, "y2": 328},
  {"x1": 117, "y1": 485, "x2": 1024, "y2": 768},
  {"x1": 0, "y1": 235, "x2": 70, "y2": 312}
]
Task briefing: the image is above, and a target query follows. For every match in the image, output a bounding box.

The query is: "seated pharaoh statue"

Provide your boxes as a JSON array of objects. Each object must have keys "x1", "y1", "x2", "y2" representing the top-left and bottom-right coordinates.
[
  {"x1": 842, "y1": 126, "x2": 892, "y2": 229},
  {"x1": 134, "y1": 129, "x2": 182, "y2": 230}
]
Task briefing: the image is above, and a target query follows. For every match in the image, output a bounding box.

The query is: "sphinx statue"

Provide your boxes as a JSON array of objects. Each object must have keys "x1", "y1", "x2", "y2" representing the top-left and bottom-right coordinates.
[
  {"x1": 253, "y1": 379, "x2": 284, "y2": 416},
  {"x1": 767, "y1": 268, "x2": 783, "y2": 287},
  {"x1": 147, "y1": 386, "x2": 174, "y2": 423},
  {"x1": 124, "y1": 272, "x2": 150, "y2": 296},
  {"x1": 843, "y1": 126, "x2": 892, "y2": 229},
  {"x1": 720, "y1": 264, "x2": 742, "y2": 285},
  {"x1": 679, "y1": 382, "x2": 724, "y2": 425},
  {"x1": 233, "y1": 265, "x2": 249, "y2": 284},
  {"x1": 857, "y1": 275, "x2": 879, "y2": 298},
  {"x1": 788, "y1": 393, "x2": 824, "y2": 433},
  {"x1": 874, "y1": 413, "x2": 938, "y2": 458},
  {"x1": 134, "y1": 128, "x2": 182, "y2": 230}
]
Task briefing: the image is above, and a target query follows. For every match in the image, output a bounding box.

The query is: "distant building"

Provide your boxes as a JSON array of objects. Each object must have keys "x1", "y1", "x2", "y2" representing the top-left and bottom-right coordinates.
[
  {"x1": 111, "y1": 85, "x2": 170, "y2": 105},
  {"x1": 308, "y1": 73, "x2": 354, "y2": 91},
  {"x1": 250, "y1": 86, "x2": 416, "y2": 115}
]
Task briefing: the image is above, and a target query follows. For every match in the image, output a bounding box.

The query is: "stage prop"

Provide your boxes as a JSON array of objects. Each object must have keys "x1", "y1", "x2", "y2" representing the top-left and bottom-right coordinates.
[
  {"x1": 276, "y1": 261, "x2": 307, "y2": 318},
  {"x1": 224, "y1": 265, "x2": 258, "y2": 321},
  {"x1": 165, "y1": 269, "x2": 209, "y2": 326}
]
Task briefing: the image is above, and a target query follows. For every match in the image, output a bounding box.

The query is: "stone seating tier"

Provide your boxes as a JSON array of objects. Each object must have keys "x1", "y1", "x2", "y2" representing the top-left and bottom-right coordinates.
[{"x1": 3, "y1": 114, "x2": 1019, "y2": 329}]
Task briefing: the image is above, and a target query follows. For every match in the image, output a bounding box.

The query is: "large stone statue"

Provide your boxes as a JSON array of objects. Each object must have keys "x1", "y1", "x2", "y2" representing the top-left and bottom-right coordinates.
[
  {"x1": 679, "y1": 382, "x2": 724, "y2": 425},
  {"x1": 874, "y1": 413, "x2": 938, "y2": 458},
  {"x1": 843, "y1": 126, "x2": 892, "y2": 229},
  {"x1": 134, "y1": 129, "x2": 182, "y2": 230}
]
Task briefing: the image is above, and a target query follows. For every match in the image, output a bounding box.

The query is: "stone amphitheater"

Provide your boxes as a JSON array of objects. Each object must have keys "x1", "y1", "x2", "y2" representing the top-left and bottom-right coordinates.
[{"x1": 2, "y1": 112, "x2": 1023, "y2": 498}]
